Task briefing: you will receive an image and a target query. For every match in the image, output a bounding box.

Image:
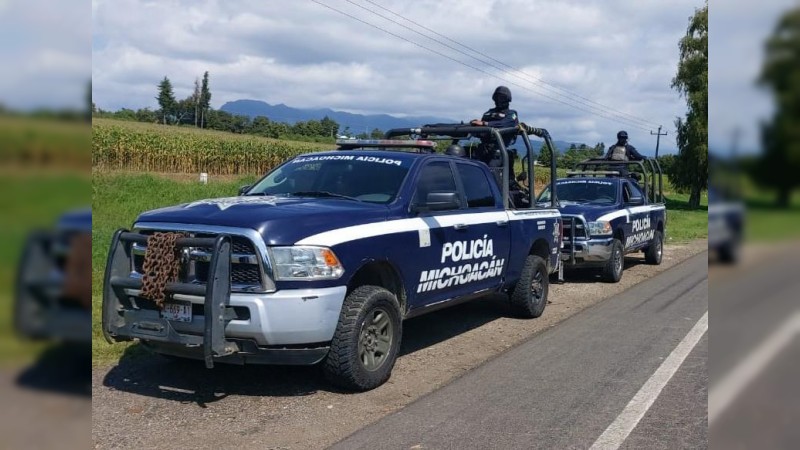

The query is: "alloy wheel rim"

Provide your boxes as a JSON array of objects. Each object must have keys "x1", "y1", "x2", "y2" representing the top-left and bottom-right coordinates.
[
  {"x1": 357, "y1": 308, "x2": 393, "y2": 372},
  {"x1": 530, "y1": 269, "x2": 544, "y2": 303}
]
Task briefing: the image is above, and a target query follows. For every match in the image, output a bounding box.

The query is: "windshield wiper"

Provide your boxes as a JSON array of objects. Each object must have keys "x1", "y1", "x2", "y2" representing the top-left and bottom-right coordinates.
[{"x1": 290, "y1": 191, "x2": 363, "y2": 202}]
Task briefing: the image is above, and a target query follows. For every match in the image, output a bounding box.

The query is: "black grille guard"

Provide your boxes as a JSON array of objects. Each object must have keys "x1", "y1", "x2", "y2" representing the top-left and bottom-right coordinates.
[{"x1": 102, "y1": 229, "x2": 236, "y2": 368}]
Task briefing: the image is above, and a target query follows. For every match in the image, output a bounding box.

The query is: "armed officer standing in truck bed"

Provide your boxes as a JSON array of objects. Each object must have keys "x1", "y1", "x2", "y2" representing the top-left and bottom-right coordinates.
[
  {"x1": 470, "y1": 86, "x2": 519, "y2": 165},
  {"x1": 470, "y1": 86, "x2": 519, "y2": 129},
  {"x1": 605, "y1": 131, "x2": 645, "y2": 161}
]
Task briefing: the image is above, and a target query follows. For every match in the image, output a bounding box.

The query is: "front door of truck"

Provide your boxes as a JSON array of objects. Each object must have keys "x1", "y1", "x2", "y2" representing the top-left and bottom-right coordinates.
[{"x1": 448, "y1": 162, "x2": 510, "y2": 297}]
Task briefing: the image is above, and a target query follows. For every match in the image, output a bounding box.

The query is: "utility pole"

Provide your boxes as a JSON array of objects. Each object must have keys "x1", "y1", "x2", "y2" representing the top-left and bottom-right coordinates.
[
  {"x1": 731, "y1": 126, "x2": 743, "y2": 197},
  {"x1": 651, "y1": 125, "x2": 668, "y2": 159},
  {"x1": 730, "y1": 127, "x2": 742, "y2": 160}
]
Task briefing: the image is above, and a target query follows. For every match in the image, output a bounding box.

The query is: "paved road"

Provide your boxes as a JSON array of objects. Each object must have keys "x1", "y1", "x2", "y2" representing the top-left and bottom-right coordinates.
[
  {"x1": 332, "y1": 252, "x2": 708, "y2": 450},
  {"x1": 709, "y1": 247, "x2": 800, "y2": 448}
]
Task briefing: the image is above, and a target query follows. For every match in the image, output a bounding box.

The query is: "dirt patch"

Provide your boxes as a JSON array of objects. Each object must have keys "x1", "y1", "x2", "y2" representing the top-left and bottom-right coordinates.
[{"x1": 92, "y1": 240, "x2": 707, "y2": 449}]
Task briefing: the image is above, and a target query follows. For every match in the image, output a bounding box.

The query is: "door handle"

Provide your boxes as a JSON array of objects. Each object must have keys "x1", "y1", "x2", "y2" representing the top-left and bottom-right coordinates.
[
  {"x1": 496, "y1": 220, "x2": 509, "y2": 227},
  {"x1": 454, "y1": 223, "x2": 469, "y2": 230}
]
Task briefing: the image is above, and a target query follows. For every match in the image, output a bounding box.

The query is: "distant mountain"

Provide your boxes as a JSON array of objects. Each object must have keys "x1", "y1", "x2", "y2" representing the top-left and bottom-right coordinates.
[
  {"x1": 220, "y1": 99, "x2": 455, "y2": 133},
  {"x1": 220, "y1": 100, "x2": 587, "y2": 151}
]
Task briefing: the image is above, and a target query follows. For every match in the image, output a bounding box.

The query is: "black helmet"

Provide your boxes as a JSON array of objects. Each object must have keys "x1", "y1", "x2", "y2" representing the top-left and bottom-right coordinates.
[
  {"x1": 617, "y1": 130, "x2": 629, "y2": 140},
  {"x1": 492, "y1": 86, "x2": 512, "y2": 105},
  {"x1": 445, "y1": 144, "x2": 466, "y2": 157}
]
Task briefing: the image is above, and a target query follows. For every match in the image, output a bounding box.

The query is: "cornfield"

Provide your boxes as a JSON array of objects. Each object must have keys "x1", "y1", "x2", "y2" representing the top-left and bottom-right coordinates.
[
  {"x1": 0, "y1": 117, "x2": 90, "y2": 169},
  {"x1": 92, "y1": 119, "x2": 330, "y2": 175}
]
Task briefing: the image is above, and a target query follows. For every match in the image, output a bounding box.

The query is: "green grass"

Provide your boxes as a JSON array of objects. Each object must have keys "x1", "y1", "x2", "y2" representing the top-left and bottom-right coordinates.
[
  {"x1": 742, "y1": 192, "x2": 800, "y2": 242},
  {"x1": 0, "y1": 171, "x2": 89, "y2": 365},
  {"x1": 91, "y1": 172, "x2": 256, "y2": 364},
  {"x1": 662, "y1": 185, "x2": 708, "y2": 242}
]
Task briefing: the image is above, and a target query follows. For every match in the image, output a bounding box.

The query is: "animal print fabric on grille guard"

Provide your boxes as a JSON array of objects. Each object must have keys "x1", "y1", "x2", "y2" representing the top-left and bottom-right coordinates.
[{"x1": 140, "y1": 232, "x2": 186, "y2": 307}]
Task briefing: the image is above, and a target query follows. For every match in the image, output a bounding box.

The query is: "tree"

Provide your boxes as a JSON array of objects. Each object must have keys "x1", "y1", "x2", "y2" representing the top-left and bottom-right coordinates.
[
  {"x1": 370, "y1": 128, "x2": 384, "y2": 139},
  {"x1": 135, "y1": 108, "x2": 158, "y2": 123},
  {"x1": 175, "y1": 96, "x2": 196, "y2": 125},
  {"x1": 87, "y1": 80, "x2": 94, "y2": 121},
  {"x1": 320, "y1": 116, "x2": 340, "y2": 138},
  {"x1": 754, "y1": 6, "x2": 800, "y2": 206},
  {"x1": 670, "y1": 2, "x2": 708, "y2": 208},
  {"x1": 156, "y1": 76, "x2": 176, "y2": 125},
  {"x1": 593, "y1": 142, "x2": 606, "y2": 157},
  {"x1": 658, "y1": 154, "x2": 678, "y2": 176},
  {"x1": 192, "y1": 78, "x2": 201, "y2": 127},
  {"x1": 537, "y1": 142, "x2": 554, "y2": 167},
  {"x1": 199, "y1": 71, "x2": 211, "y2": 128}
]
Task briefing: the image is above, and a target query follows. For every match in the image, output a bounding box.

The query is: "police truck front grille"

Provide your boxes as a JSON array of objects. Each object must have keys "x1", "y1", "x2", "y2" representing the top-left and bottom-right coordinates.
[
  {"x1": 131, "y1": 230, "x2": 266, "y2": 292},
  {"x1": 563, "y1": 217, "x2": 587, "y2": 239}
]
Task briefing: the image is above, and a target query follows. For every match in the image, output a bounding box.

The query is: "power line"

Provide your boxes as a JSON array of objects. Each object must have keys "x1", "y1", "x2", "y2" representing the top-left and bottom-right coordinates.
[
  {"x1": 311, "y1": 0, "x2": 653, "y2": 132},
  {"x1": 344, "y1": 0, "x2": 654, "y2": 130},
  {"x1": 355, "y1": 0, "x2": 659, "y2": 129}
]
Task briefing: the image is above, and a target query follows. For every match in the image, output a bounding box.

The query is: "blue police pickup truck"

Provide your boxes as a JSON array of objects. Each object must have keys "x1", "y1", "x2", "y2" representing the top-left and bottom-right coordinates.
[
  {"x1": 708, "y1": 187, "x2": 744, "y2": 264},
  {"x1": 102, "y1": 124, "x2": 562, "y2": 390},
  {"x1": 15, "y1": 208, "x2": 92, "y2": 343},
  {"x1": 537, "y1": 159, "x2": 666, "y2": 282}
]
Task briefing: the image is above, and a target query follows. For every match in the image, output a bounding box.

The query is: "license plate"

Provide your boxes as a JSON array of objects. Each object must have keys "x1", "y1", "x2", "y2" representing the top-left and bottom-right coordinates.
[{"x1": 161, "y1": 300, "x2": 193, "y2": 322}]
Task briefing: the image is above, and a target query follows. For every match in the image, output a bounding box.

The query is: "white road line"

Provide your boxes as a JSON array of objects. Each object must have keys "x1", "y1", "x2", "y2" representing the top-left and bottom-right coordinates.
[
  {"x1": 708, "y1": 311, "x2": 800, "y2": 425},
  {"x1": 590, "y1": 311, "x2": 708, "y2": 450}
]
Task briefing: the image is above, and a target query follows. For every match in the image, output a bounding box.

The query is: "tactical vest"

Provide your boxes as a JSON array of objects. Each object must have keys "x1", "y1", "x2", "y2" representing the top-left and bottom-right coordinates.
[{"x1": 610, "y1": 144, "x2": 628, "y2": 161}]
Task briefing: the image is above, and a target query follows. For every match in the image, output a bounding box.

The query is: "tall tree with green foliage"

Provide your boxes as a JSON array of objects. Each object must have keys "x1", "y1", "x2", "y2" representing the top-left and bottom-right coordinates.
[
  {"x1": 156, "y1": 76, "x2": 176, "y2": 125},
  {"x1": 537, "y1": 142, "x2": 554, "y2": 167},
  {"x1": 755, "y1": 6, "x2": 800, "y2": 206},
  {"x1": 199, "y1": 71, "x2": 211, "y2": 128},
  {"x1": 192, "y1": 78, "x2": 201, "y2": 127},
  {"x1": 670, "y1": 2, "x2": 708, "y2": 208}
]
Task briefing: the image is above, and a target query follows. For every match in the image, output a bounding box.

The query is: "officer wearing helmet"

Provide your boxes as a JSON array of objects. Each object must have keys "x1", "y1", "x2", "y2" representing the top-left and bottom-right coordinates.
[
  {"x1": 444, "y1": 144, "x2": 466, "y2": 158},
  {"x1": 605, "y1": 131, "x2": 645, "y2": 161},
  {"x1": 469, "y1": 86, "x2": 519, "y2": 163},
  {"x1": 470, "y1": 86, "x2": 519, "y2": 129}
]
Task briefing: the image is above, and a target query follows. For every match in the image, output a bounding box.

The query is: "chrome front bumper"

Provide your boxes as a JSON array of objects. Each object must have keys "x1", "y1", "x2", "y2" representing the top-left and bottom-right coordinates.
[
  {"x1": 561, "y1": 237, "x2": 615, "y2": 265},
  {"x1": 124, "y1": 286, "x2": 348, "y2": 346}
]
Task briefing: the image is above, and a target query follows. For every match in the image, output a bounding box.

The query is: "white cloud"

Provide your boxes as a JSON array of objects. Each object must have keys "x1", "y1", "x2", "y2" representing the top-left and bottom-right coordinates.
[
  {"x1": 91, "y1": 0, "x2": 709, "y2": 153},
  {"x1": 0, "y1": 0, "x2": 90, "y2": 110}
]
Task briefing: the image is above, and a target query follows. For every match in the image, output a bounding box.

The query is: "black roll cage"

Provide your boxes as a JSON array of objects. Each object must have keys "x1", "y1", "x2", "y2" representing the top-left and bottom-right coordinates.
[
  {"x1": 567, "y1": 158, "x2": 664, "y2": 204},
  {"x1": 383, "y1": 125, "x2": 560, "y2": 209}
]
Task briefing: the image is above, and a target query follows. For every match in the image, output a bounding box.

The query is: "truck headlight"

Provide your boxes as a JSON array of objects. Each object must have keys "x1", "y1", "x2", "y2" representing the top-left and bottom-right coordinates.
[
  {"x1": 587, "y1": 221, "x2": 613, "y2": 236},
  {"x1": 269, "y1": 246, "x2": 344, "y2": 280}
]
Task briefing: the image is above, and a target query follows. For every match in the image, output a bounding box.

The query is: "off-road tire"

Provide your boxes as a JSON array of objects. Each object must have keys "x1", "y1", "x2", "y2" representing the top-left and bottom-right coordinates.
[
  {"x1": 510, "y1": 255, "x2": 549, "y2": 318},
  {"x1": 323, "y1": 285, "x2": 402, "y2": 391},
  {"x1": 645, "y1": 230, "x2": 663, "y2": 265},
  {"x1": 602, "y1": 239, "x2": 624, "y2": 283},
  {"x1": 718, "y1": 236, "x2": 741, "y2": 264}
]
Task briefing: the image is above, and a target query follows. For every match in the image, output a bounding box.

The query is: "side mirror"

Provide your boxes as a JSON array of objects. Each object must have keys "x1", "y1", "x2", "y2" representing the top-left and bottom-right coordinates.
[
  {"x1": 628, "y1": 195, "x2": 644, "y2": 206},
  {"x1": 238, "y1": 185, "x2": 251, "y2": 196},
  {"x1": 425, "y1": 192, "x2": 460, "y2": 211}
]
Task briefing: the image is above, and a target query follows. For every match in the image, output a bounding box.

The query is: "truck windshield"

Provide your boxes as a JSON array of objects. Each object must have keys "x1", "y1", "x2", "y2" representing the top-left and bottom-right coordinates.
[
  {"x1": 537, "y1": 179, "x2": 617, "y2": 205},
  {"x1": 246, "y1": 156, "x2": 410, "y2": 204}
]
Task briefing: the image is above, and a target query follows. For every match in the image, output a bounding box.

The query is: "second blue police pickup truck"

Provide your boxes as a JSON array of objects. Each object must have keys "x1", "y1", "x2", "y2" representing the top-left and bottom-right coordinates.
[
  {"x1": 537, "y1": 159, "x2": 666, "y2": 283},
  {"x1": 103, "y1": 125, "x2": 563, "y2": 391}
]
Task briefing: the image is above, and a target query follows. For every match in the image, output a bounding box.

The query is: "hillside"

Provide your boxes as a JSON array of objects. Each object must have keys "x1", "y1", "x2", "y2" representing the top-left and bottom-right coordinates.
[{"x1": 220, "y1": 99, "x2": 454, "y2": 133}]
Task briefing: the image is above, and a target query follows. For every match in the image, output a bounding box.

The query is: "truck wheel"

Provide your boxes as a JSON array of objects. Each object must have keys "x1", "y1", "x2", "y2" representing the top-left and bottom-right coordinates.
[
  {"x1": 323, "y1": 285, "x2": 402, "y2": 391},
  {"x1": 645, "y1": 230, "x2": 663, "y2": 265},
  {"x1": 718, "y1": 237, "x2": 741, "y2": 264},
  {"x1": 510, "y1": 255, "x2": 549, "y2": 318},
  {"x1": 602, "y1": 239, "x2": 624, "y2": 283}
]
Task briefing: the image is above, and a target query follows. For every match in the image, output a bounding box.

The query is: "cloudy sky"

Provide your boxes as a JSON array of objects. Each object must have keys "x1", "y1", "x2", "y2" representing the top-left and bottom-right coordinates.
[
  {"x1": 91, "y1": 0, "x2": 710, "y2": 154},
  {"x1": 0, "y1": 0, "x2": 89, "y2": 110},
  {"x1": 709, "y1": 0, "x2": 797, "y2": 154}
]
